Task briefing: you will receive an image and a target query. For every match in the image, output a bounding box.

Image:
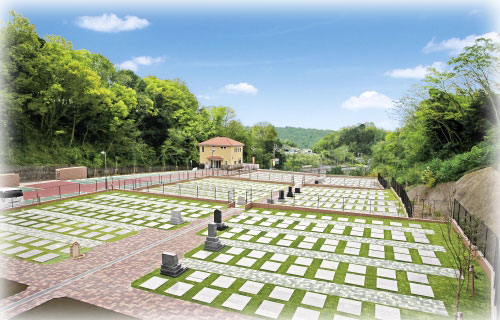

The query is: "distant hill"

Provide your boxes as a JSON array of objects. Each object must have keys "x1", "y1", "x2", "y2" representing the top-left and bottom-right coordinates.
[{"x1": 276, "y1": 126, "x2": 332, "y2": 149}]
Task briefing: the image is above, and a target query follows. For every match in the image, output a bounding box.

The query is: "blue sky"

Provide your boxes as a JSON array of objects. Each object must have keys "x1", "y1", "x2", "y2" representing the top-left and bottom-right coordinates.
[{"x1": 5, "y1": 2, "x2": 497, "y2": 130}]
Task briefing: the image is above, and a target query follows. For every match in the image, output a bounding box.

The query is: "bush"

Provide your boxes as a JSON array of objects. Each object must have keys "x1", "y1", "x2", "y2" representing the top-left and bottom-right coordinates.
[{"x1": 328, "y1": 166, "x2": 343, "y2": 174}]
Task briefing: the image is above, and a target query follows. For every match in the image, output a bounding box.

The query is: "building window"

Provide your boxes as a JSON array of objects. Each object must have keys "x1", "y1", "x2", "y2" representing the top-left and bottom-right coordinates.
[{"x1": 202, "y1": 146, "x2": 204, "y2": 152}]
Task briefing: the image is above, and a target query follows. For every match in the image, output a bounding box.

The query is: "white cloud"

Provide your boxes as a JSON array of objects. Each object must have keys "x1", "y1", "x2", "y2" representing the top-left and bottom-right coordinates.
[
  {"x1": 385, "y1": 61, "x2": 444, "y2": 79},
  {"x1": 116, "y1": 56, "x2": 164, "y2": 72},
  {"x1": 75, "y1": 13, "x2": 149, "y2": 33},
  {"x1": 341, "y1": 91, "x2": 394, "y2": 111},
  {"x1": 423, "y1": 32, "x2": 500, "y2": 55},
  {"x1": 221, "y1": 82, "x2": 258, "y2": 95}
]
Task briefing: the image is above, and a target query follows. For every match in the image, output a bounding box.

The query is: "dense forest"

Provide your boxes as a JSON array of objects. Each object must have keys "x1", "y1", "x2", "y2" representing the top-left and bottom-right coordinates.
[
  {"x1": 312, "y1": 123, "x2": 387, "y2": 164},
  {"x1": 275, "y1": 126, "x2": 332, "y2": 149},
  {"x1": 1, "y1": 12, "x2": 283, "y2": 169},
  {"x1": 371, "y1": 37, "x2": 499, "y2": 186}
]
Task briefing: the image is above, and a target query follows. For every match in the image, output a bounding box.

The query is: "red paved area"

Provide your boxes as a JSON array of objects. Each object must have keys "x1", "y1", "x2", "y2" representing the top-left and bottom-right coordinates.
[{"x1": 0, "y1": 208, "x2": 251, "y2": 320}]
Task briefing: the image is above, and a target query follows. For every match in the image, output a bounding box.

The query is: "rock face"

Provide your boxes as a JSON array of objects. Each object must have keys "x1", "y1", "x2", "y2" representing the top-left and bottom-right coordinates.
[{"x1": 407, "y1": 167, "x2": 500, "y2": 235}]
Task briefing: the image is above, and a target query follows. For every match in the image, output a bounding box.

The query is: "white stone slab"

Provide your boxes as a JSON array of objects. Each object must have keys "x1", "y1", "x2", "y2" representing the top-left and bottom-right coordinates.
[
  {"x1": 394, "y1": 253, "x2": 412, "y2": 262},
  {"x1": 377, "y1": 268, "x2": 396, "y2": 279},
  {"x1": 295, "y1": 257, "x2": 313, "y2": 266},
  {"x1": 292, "y1": 307, "x2": 320, "y2": 320},
  {"x1": 301, "y1": 292, "x2": 326, "y2": 308},
  {"x1": 236, "y1": 257, "x2": 257, "y2": 267},
  {"x1": 186, "y1": 271, "x2": 210, "y2": 282},
  {"x1": 375, "y1": 304, "x2": 401, "y2": 320},
  {"x1": 337, "y1": 298, "x2": 362, "y2": 316},
  {"x1": 269, "y1": 286, "x2": 294, "y2": 301},
  {"x1": 17, "y1": 249, "x2": 43, "y2": 258},
  {"x1": 421, "y1": 256, "x2": 441, "y2": 266},
  {"x1": 226, "y1": 247, "x2": 245, "y2": 255},
  {"x1": 344, "y1": 273, "x2": 365, "y2": 286},
  {"x1": 410, "y1": 283, "x2": 434, "y2": 297},
  {"x1": 222, "y1": 293, "x2": 251, "y2": 311},
  {"x1": 255, "y1": 300, "x2": 284, "y2": 319},
  {"x1": 211, "y1": 275, "x2": 236, "y2": 288},
  {"x1": 165, "y1": 282, "x2": 193, "y2": 296},
  {"x1": 245, "y1": 250, "x2": 265, "y2": 259},
  {"x1": 261, "y1": 261, "x2": 281, "y2": 272},
  {"x1": 33, "y1": 253, "x2": 59, "y2": 262},
  {"x1": 192, "y1": 287, "x2": 221, "y2": 303},
  {"x1": 286, "y1": 265, "x2": 307, "y2": 276},
  {"x1": 377, "y1": 278, "x2": 398, "y2": 291},
  {"x1": 407, "y1": 272, "x2": 429, "y2": 284},
  {"x1": 348, "y1": 264, "x2": 366, "y2": 274},
  {"x1": 191, "y1": 251, "x2": 213, "y2": 260},
  {"x1": 314, "y1": 269, "x2": 335, "y2": 281},
  {"x1": 320, "y1": 260, "x2": 339, "y2": 270},
  {"x1": 213, "y1": 254, "x2": 233, "y2": 263},
  {"x1": 270, "y1": 253, "x2": 289, "y2": 262},
  {"x1": 239, "y1": 280, "x2": 264, "y2": 294},
  {"x1": 139, "y1": 276, "x2": 168, "y2": 290}
]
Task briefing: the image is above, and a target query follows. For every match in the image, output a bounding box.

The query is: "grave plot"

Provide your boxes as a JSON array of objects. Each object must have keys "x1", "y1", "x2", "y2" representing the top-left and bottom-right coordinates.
[
  {"x1": 237, "y1": 171, "x2": 380, "y2": 188},
  {"x1": 133, "y1": 208, "x2": 490, "y2": 320},
  {"x1": 280, "y1": 187, "x2": 404, "y2": 216},
  {"x1": 0, "y1": 191, "x2": 223, "y2": 264},
  {"x1": 148, "y1": 178, "x2": 287, "y2": 202}
]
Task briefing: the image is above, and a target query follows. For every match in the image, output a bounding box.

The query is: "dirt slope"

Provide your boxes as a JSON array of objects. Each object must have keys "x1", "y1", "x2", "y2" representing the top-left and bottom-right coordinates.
[{"x1": 407, "y1": 167, "x2": 500, "y2": 235}]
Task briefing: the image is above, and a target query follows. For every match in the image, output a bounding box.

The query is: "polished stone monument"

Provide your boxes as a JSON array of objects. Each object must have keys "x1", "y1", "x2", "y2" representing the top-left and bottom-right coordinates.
[
  {"x1": 294, "y1": 187, "x2": 301, "y2": 193},
  {"x1": 278, "y1": 190, "x2": 285, "y2": 201},
  {"x1": 237, "y1": 196, "x2": 246, "y2": 205},
  {"x1": 170, "y1": 210, "x2": 184, "y2": 225},
  {"x1": 286, "y1": 186, "x2": 294, "y2": 197},
  {"x1": 160, "y1": 252, "x2": 188, "y2": 277},
  {"x1": 214, "y1": 209, "x2": 228, "y2": 231},
  {"x1": 204, "y1": 223, "x2": 224, "y2": 251}
]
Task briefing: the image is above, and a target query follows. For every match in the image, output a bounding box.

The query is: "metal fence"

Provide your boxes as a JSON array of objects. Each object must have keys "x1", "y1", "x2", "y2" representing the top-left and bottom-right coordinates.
[
  {"x1": 391, "y1": 177, "x2": 413, "y2": 218},
  {"x1": 377, "y1": 173, "x2": 388, "y2": 189},
  {"x1": 16, "y1": 168, "x2": 247, "y2": 207},
  {"x1": 452, "y1": 199, "x2": 498, "y2": 270},
  {"x1": 452, "y1": 199, "x2": 499, "y2": 319}
]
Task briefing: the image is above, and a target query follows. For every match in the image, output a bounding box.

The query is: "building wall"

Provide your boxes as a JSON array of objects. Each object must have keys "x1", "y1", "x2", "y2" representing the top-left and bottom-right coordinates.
[{"x1": 199, "y1": 146, "x2": 244, "y2": 165}]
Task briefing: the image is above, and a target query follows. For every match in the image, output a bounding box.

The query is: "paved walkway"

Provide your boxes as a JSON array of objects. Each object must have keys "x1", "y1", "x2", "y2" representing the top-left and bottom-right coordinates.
[
  {"x1": 0, "y1": 208, "x2": 248, "y2": 320},
  {"x1": 183, "y1": 258, "x2": 448, "y2": 316}
]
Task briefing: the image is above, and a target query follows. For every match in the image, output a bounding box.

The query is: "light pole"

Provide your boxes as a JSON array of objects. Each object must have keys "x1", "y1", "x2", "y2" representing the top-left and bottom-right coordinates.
[
  {"x1": 211, "y1": 147, "x2": 215, "y2": 175},
  {"x1": 101, "y1": 151, "x2": 107, "y2": 190}
]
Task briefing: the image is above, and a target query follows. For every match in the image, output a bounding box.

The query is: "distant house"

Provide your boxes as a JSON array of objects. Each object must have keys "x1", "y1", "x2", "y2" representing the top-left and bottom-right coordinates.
[
  {"x1": 198, "y1": 137, "x2": 244, "y2": 168},
  {"x1": 301, "y1": 149, "x2": 313, "y2": 154}
]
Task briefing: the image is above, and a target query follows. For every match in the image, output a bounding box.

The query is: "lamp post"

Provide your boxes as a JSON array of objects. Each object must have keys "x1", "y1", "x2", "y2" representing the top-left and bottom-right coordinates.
[
  {"x1": 211, "y1": 147, "x2": 215, "y2": 175},
  {"x1": 101, "y1": 151, "x2": 107, "y2": 190}
]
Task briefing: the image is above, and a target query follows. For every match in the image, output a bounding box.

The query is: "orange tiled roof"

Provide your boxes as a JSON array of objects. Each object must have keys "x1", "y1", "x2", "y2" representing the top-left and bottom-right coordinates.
[{"x1": 199, "y1": 137, "x2": 244, "y2": 147}]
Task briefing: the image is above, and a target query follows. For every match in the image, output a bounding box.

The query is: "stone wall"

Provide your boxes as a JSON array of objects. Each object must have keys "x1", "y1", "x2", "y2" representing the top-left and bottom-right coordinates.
[{"x1": 56, "y1": 167, "x2": 87, "y2": 180}]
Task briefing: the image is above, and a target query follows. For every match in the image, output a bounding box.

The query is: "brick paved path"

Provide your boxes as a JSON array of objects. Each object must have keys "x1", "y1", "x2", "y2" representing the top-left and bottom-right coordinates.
[{"x1": 0, "y1": 208, "x2": 252, "y2": 320}]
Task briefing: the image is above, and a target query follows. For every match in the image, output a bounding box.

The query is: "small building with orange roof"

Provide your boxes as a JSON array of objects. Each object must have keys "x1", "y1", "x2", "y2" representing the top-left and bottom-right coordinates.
[{"x1": 198, "y1": 137, "x2": 244, "y2": 168}]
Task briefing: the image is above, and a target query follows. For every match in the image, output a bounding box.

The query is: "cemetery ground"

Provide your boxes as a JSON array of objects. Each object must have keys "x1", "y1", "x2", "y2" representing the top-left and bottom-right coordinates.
[
  {"x1": 133, "y1": 207, "x2": 490, "y2": 320},
  {"x1": 0, "y1": 190, "x2": 226, "y2": 265},
  {"x1": 0, "y1": 173, "x2": 491, "y2": 320}
]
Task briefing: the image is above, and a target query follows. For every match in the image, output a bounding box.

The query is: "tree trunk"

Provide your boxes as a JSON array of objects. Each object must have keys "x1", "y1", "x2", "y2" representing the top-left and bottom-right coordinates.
[{"x1": 69, "y1": 115, "x2": 77, "y2": 147}]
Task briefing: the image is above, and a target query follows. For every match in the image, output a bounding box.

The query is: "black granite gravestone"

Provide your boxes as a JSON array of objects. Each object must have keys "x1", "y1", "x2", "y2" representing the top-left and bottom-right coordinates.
[
  {"x1": 160, "y1": 252, "x2": 188, "y2": 277},
  {"x1": 278, "y1": 190, "x2": 285, "y2": 201},
  {"x1": 214, "y1": 209, "x2": 227, "y2": 230}
]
